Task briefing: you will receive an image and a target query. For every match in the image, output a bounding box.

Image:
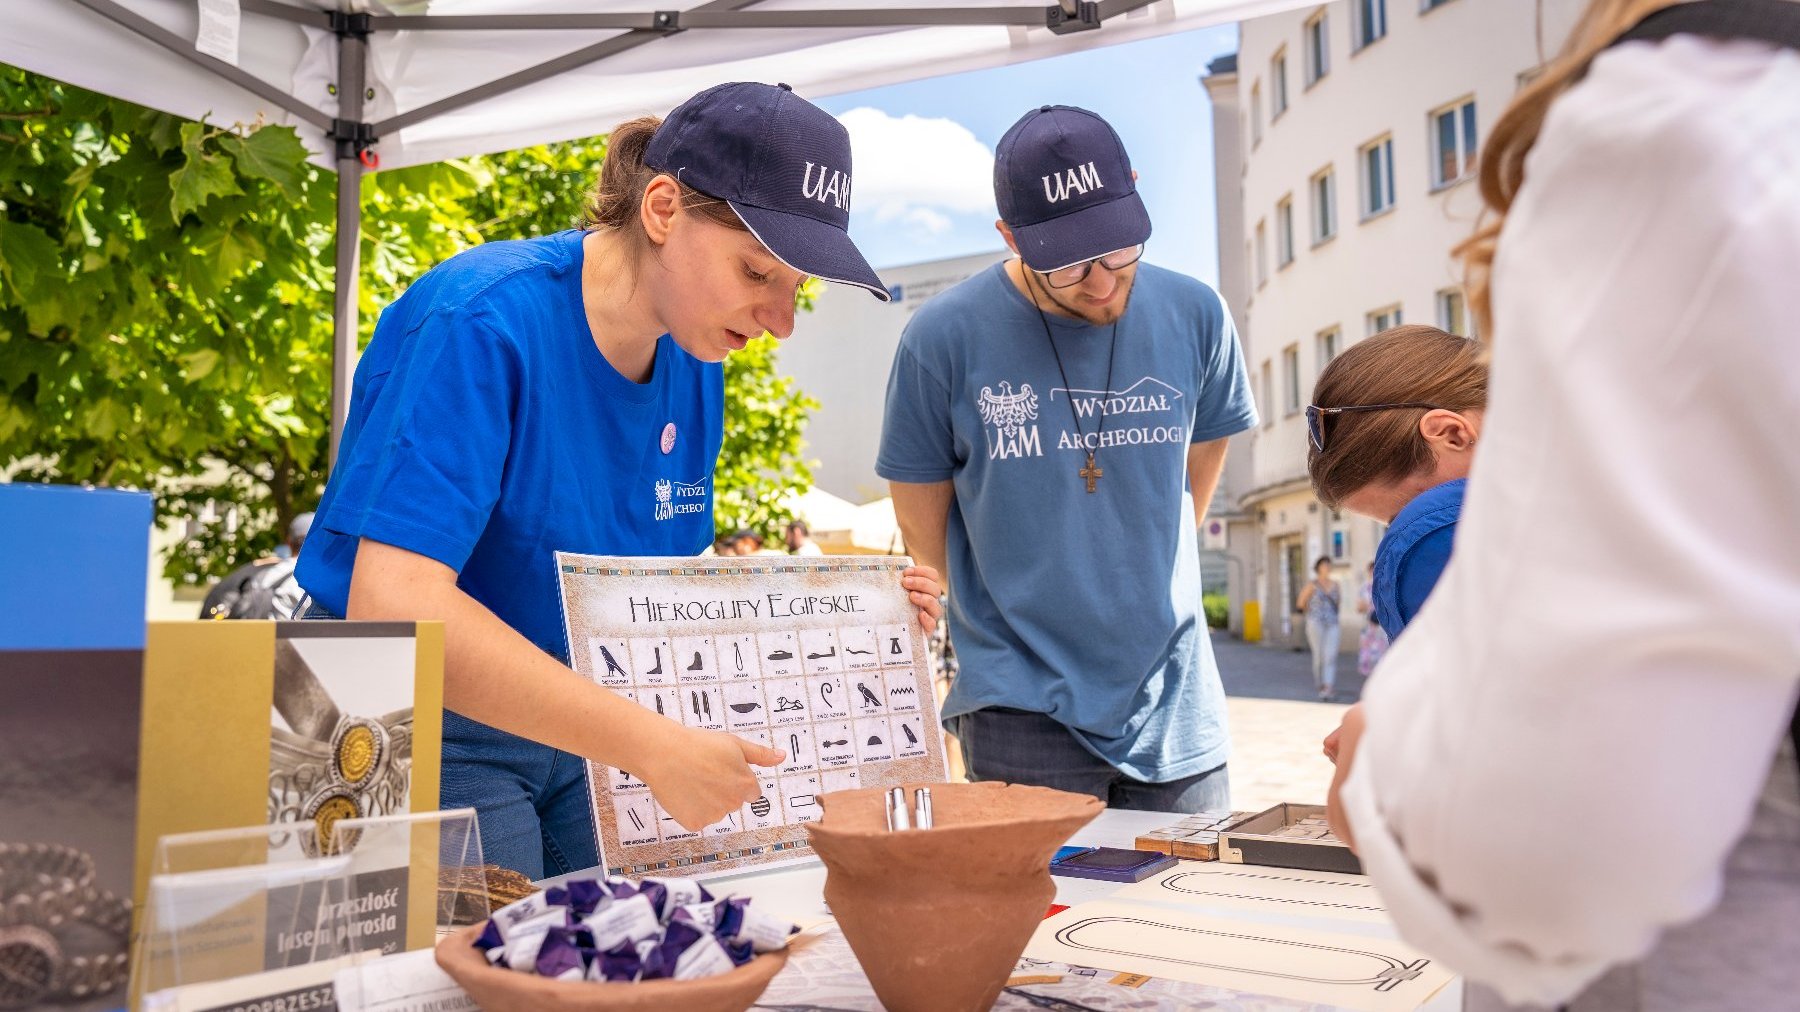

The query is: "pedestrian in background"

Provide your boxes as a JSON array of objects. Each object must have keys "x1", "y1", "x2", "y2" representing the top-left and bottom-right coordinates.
[{"x1": 1295, "y1": 556, "x2": 1341, "y2": 701}]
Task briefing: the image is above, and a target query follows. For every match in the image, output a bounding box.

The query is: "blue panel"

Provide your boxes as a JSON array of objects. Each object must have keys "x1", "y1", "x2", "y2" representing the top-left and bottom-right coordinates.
[{"x1": 0, "y1": 484, "x2": 153, "y2": 649}]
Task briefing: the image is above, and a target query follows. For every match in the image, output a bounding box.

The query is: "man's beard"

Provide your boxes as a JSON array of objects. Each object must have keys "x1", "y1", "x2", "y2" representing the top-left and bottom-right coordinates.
[{"x1": 1032, "y1": 270, "x2": 1134, "y2": 326}]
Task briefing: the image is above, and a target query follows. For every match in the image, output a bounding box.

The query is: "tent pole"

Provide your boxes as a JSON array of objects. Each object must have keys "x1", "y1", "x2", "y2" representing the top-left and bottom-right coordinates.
[{"x1": 329, "y1": 23, "x2": 368, "y2": 468}]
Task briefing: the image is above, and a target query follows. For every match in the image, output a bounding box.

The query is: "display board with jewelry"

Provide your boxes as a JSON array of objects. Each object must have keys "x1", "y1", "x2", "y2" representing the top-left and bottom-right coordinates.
[{"x1": 556, "y1": 554, "x2": 949, "y2": 877}]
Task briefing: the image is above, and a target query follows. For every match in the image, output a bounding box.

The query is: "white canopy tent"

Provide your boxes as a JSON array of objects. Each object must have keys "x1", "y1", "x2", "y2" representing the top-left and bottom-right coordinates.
[{"x1": 0, "y1": 0, "x2": 1304, "y2": 458}]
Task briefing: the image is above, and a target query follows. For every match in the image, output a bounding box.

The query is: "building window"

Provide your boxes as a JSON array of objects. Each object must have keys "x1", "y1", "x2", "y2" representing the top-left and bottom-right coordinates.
[
  {"x1": 1250, "y1": 80, "x2": 1263, "y2": 146},
  {"x1": 1304, "y1": 10, "x2": 1330, "y2": 87},
  {"x1": 1353, "y1": 0, "x2": 1388, "y2": 50},
  {"x1": 1276, "y1": 196, "x2": 1295, "y2": 268},
  {"x1": 1271, "y1": 49, "x2": 1289, "y2": 119},
  {"x1": 1431, "y1": 97, "x2": 1478, "y2": 189},
  {"x1": 1310, "y1": 167, "x2": 1336, "y2": 245},
  {"x1": 1282, "y1": 345, "x2": 1302, "y2": 415},
  {"x1": 1360, "y1": 135, "x2": 1395, "y2": 218},
  {"x1": 1438, "y1": 288, "x2": 1469, "y2": 336},
  {"x1": 1367, "y1": 304, "x2": 1403, "y2": 335},
  {"x1": 1254, "y1": 219, "x2": 1268, "y2": 288},
  {"x1": 1316, "y1": 327, "x2": 1341, "y2": 373},
  {"x1": 1261, "y1": 360, "x2": 1274, "y2": 427}
]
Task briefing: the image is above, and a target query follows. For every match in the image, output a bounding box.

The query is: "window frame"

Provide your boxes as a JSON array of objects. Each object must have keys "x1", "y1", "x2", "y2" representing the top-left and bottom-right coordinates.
[
  {"x1": 1437, "y1": 288, "x2": 1469, "y2": 336},
  {"x1": 1315, "y1": 326, "x2": 1341, "y2": 374},
  {"x1": 1282, "y1": 344, "x2": 1302, "y2": 416},
  {"x1": 1276, "y1": 195, "x2": 1296, "y2": 269},
  {"x1": 1310, "y1": 166, "x2": 1337, "y2": 246},
  {"x1": 1270, "y1": 47, "x2": 1290, "y2": 120},
  {"x1": 1304, "y1": 10, "x2": 1330, "y2": 88},
  {"x1": 1366, "y1": 304, "x2": 1404, "y2": 335},
  {"x1": 1430, "y1": 96, "x2": 1479, "y2": 190},
  {"x1": 1254, "y1": 218, "x2": 1269, "y2": 289},
  {"x1": 1359, "y1": 134, "x2": 1396, "y2": 220},
  {"x1": 1352, "y1": 0, "x2": 1388, "y2": 52}
]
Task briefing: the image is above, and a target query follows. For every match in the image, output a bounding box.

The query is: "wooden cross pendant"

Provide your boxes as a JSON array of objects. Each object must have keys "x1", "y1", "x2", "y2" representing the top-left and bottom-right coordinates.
[{"x1": 1079, "y1": 452, "x2": 1103, "y2": 493}]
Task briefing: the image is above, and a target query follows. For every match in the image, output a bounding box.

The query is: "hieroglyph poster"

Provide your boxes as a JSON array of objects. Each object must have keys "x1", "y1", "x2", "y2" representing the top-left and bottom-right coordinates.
[{"x1": 557, "y1": 554, "x2": 948, "y2": 876}]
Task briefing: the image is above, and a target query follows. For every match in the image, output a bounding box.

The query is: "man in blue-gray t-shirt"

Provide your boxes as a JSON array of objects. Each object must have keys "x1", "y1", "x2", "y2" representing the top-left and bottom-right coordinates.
[{"x1": 877, "y1": 105, "x2": 1257, "y2": 811}]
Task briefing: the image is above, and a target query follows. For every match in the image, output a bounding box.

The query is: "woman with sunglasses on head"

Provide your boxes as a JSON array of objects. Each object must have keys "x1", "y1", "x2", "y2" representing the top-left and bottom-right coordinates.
[
  {"x1": 296, "y1": 83, "x2": 942, "y2": 878},
  {"x1": 1325, "y1": 1, "x2": 1800, "y2": 1008},
  {"x1": 1305, "y1": 325, "x2": 1485, "y2": 642}
]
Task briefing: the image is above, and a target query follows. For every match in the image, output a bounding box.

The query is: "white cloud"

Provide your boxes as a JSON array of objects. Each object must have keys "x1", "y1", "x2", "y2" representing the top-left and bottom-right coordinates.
[{"x1": 835, "y1": 107, "x2": 995, "y2": 228}]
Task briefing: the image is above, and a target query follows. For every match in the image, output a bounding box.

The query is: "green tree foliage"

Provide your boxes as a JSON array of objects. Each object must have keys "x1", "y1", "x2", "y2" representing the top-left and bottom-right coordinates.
[{"x1": 0, "y1": 68, "x2": 819, "y2": 586}]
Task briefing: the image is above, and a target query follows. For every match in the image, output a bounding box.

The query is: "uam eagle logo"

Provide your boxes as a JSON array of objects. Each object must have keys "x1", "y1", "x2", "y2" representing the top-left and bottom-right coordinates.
[
  {"x1": 978, "y1": 381, "x2": 1043, "y2": 460},
  {"x1": 655, "y1": 479, "x2": 672, "y2": 504}
]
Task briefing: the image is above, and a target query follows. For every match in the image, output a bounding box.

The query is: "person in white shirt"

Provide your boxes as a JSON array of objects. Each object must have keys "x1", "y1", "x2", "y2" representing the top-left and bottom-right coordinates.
[{"x1": 1325, "y1": 1, "x2": 1800, "y2": 1009}]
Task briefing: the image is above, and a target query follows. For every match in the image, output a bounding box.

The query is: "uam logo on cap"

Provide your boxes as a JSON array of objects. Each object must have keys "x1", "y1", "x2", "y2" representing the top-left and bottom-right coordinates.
[
  {"x1": 1043, "y1": 161, "x2": 1105, "y2": 204},
  {"x1": 802, "y1": 162, "x2": 851, "y2": 211}
]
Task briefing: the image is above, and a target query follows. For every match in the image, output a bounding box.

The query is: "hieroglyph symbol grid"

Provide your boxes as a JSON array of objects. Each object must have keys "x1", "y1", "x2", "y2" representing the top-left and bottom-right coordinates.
[{"x1": 588, "y1": 622, "x2": 925, "y2": 850}]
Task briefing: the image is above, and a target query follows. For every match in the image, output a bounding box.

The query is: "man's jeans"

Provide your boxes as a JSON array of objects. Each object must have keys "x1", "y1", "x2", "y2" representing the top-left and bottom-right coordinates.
[
  {"x1": 953, "y1": 707, "x2": 1230, "y2": 812},
  {"x1": 298, "y1": 599, "x2": 598, "y2": 878}
]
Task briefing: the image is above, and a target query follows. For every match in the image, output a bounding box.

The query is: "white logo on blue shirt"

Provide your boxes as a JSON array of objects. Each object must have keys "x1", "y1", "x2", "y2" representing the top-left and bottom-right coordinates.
[
  {"x1": 978, "y1": 381, "x2": 1043, "y2": 460},
  {"x1": 654, "y1": 477, "x2": 709, "y2": 521}
]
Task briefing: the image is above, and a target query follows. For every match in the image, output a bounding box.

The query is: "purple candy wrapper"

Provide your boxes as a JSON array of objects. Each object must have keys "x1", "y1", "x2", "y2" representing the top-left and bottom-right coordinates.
[
  {"x1": 565, "y1": 878, "x2": 609, "y2": 916},
  {"x1": 636, "y1": 879, "x2": 670, "y2": 920},
  {"x1": 535, "y1": 925, "x2": 592, "y2": 982},
  {"x1": 543, "y1": 885, "x2": 570, "y2": 910},
  {"x1": 473, "y1": 919, "x2": 506, "y2": 964},
  {"x1": 606, "y1": 876, "x2": 639, "y2": 901},
  {"x1": 584, "y1": 892, "x2": 661, "y2": 951},
  {"x1": 593, "y1": 940, "x2": 643, "y2": 983},
  {"x1": 724, "y1": 937, "x2": 755, "y2": 967}
]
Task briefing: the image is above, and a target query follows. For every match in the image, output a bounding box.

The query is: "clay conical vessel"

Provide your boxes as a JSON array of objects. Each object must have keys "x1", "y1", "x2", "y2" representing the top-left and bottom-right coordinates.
[{"x1": 806, "y1": 781, "x2": 1101, "y2": 1012}]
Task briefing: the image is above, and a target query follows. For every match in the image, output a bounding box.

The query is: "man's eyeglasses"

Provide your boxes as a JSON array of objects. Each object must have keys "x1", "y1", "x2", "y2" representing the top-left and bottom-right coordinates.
[
  {"x1": 1305, "y1": 402, "x2": 1446, "y2": 453},
  {"x1": 1038, "y1": 244, "x2": 1145, "y2": 289}
]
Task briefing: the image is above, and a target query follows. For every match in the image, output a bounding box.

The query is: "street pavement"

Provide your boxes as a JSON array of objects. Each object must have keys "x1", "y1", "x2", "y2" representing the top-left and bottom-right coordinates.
[{"x1": 1211, "y1": 634, "x2": 1365, "y2": 812}]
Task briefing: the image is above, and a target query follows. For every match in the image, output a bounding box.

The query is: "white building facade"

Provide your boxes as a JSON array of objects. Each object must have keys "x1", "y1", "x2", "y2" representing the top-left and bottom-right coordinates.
[{"x1": 1208, "y1": 0, "x2": 1581, "y2": 648}]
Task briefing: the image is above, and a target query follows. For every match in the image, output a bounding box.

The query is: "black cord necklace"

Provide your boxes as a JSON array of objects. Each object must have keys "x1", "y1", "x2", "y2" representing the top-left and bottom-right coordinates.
[{"x1": 1022, "y1": 262, "x2": 1118, "y2": 493}]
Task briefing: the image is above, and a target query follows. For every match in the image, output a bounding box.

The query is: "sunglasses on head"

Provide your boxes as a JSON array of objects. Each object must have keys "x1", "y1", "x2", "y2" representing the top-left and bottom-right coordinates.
[{"x1": 1305, "y1": 402, "x2": 1447, "y2": 454}]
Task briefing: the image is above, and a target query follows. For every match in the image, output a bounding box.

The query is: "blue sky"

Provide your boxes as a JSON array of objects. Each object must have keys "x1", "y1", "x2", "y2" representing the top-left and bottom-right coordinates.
[{"x1": 814, "y1": 23, "x2": 1240, "y2": 288}]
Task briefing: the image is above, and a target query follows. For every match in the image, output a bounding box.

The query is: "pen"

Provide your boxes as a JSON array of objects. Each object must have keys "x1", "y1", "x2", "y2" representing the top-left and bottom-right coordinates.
[
  {"x1": 914, "y1": 787, "x2": 933, "y2": 830},
  {"x1": 888, "y1": 787, "x2": 912, "y2": 831}
]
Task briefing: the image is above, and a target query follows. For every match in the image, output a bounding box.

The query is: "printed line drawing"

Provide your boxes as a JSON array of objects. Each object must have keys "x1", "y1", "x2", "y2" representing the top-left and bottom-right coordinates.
[
  {"x1": 626, "y1": 808, "x2": 646, "y2": 832},
  {"x1": 856, "y1": 682, "x2": 882, "y2": 708},
  {"x1": 866, "y1": 735, "x2": 884, "y2": 746},
  {"x1": 901, "y1": 723, "x2": 918, "y2": 745},
  {"x1": 844, "y1": 647, "x2": 873, "y2": 656},
  {"x1": 820, "y1": 682, "x2": 837, "y2": 708},
  {"x1": 646, "y1": 647, "x2": 664, "y2": 676},
  {"x1": 687, "y1": 651, "x2": 705, "y2": 672},
  {"x1": 702, "y1": 692, "x2": 714, "y2": 721},
  {"x1": 690, "y1": 691, "x2": 703, "y2": 720},
  {"x1": 599, "y1": 644, "x2": 628, "y2": 679},
  {"x1": 774, "y1": 696, "x2": 805, "y2": 714},
  {"x1": 733, "y1": 642, "x2": 744, "y2": 671},
  {"x1": 789, "y1": 795, "x2": 816, "y2": 808},
  {"x1": 728, "y1": 702, "x2": 761, "y2": 715},
  {"x1": 789, "y1": 733, "x2": 801, "y2": 758},
  {"x1": 767, "y1": 648, "x2": 793, "y2": 661},
  {"x1": 1053, "y1": 916, "x2": 1430, "y2": 993},
  {"x1": 805, "y1": 646, "x2": 837, "y2": 660},
  {"x1": 751, "y1": 796, "x2": 771, "y2": 817},
  {"x1": 653, "y1": 692, "x2": 665, "y2": 716},
  {"x1": 889, "y1": 637, "x2": 903, "y2": 655},
  {"x1": 820, "y1": 739, "x2": 849, "y2": 748},
  {"x1": 1151, "y1": 867, "x2": 1384, "y2": 914}
]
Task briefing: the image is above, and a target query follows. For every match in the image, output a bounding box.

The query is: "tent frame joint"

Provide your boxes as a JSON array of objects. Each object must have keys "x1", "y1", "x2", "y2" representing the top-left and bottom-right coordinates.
[
  {"x1": 653, "y1": 10, "x2": 683, "y2": 32},
  {"x1": 328, "y1": 10, "x2": 374, "y2": 40},
  {"x1": 330, "y1": 119, "x2": 377, "y2": 161},
  {"x1": 1047, "y1": 1, "x2": 1103, "y2": 35}
]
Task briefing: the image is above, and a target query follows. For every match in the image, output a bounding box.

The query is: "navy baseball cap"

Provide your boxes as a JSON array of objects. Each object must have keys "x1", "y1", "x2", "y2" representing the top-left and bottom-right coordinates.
[
  {"x1": 646, "y1": 82, "x2": 889, "y2": 301},
  {"x1": 994, "y1": 105, "x2": 1152, "y2": 273}
]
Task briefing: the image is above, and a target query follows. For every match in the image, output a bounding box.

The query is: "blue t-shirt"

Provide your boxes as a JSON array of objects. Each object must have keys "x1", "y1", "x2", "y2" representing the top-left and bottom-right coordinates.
[
  {"x1": 297, "y1": 229, "x2": 723, "y2": 662},
  {"x1": 876, "y1": 262, "x2": 1257, "y2": 782},
  {"x1": 1372, "y1": 478, "x2": 1465, "y2": 640}
]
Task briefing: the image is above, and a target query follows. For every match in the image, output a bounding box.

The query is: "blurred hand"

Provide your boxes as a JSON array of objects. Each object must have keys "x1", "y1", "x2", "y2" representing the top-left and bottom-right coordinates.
[
  {"x1": 902, "y1": 565, "x2": 943, "y2": 634},
  {"x1": 637, "y1": 725, "x2": 784, "y2": 830},
  {"x1": 1325, "y1": 703, "x2": 1367, "y2": 852}
]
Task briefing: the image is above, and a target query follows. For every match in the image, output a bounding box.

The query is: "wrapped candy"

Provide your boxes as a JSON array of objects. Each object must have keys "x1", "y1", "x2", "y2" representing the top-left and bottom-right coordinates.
[{"x1": 471, "y1": 873, "x2": 797, "y2": 984}]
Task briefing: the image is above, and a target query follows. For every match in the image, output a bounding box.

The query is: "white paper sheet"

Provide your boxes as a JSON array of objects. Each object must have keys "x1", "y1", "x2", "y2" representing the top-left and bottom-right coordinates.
[
  {"x1": 1025, "y1": 899, "x2": 1453, "y2": 1012},
  {"x1": 1115, "y1": 862, "x2": 1390, "y2": 923}
]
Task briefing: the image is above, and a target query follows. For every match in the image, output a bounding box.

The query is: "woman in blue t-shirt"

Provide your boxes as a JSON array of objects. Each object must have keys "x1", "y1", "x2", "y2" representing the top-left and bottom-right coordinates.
[
  {"x1": 296, "y1": 83, "x2": 941, "y2": 877},
  {"x1": 1305, "y1": 325, "x2": 1488, "y2": 642}
]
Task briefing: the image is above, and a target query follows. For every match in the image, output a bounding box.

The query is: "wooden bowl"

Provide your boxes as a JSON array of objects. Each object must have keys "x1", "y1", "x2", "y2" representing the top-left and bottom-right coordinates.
[{"x1": 434, "y1": 924, "x2": 789, "y2": 1012}]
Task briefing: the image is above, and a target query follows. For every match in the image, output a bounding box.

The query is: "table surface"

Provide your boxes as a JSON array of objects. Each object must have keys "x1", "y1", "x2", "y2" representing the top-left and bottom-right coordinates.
[{"x1": 550, "y1": 807, "x2": 1462, "y2": 1010}]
